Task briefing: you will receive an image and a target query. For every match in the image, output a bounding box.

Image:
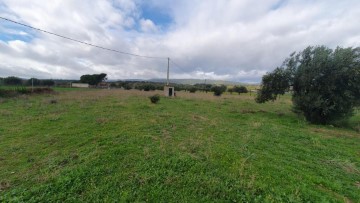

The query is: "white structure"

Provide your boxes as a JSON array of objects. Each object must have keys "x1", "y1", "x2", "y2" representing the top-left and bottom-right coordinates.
[
  {"x1": 163, "y1": 58, "x2": 175, "y2": 97},
  {"x1": 164, "y1": 86, "x2": 175, "y2": 97},
  {"x1": 71, "y1": 83, "x2": 89, "y2": 88}
]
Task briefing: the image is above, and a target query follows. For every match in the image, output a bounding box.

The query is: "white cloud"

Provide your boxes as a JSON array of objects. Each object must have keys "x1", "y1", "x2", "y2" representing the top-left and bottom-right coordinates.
[
  {"x1": 139, "y1": 19, "x2": 158, "y2": 33},
  {"x1": 0, "y1": 0, "x2": 360, "y2": 82}
]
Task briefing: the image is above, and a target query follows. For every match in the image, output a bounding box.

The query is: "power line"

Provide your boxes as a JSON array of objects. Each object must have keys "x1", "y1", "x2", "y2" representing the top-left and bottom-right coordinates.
[
  {"x1": 0, "y1": 16, "x2": 167, "y2": 60},
  {"x1": 170, "y1": 59, "x2": 189, "y2": 74}
]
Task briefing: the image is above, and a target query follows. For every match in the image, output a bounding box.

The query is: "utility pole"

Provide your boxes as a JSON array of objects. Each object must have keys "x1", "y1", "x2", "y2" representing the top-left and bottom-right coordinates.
[
  {"x1": 167, "y1": 57, "x2": 170, "y2": 86},
  {"x1": 31, "y1": 78, "x2": 34, "y2": 92}
]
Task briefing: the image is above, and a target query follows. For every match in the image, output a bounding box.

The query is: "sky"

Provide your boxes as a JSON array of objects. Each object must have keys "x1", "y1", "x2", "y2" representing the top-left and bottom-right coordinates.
[{"x1": 0, "y1": 0, "x2": 360, "y2": 83}]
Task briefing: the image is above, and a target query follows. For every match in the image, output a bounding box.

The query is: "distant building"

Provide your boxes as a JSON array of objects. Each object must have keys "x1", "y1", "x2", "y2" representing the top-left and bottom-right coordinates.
[
  {"x1": 71, "y1": 83, "x2": 89, "y2": 88},
  {"x1": 97, "y1": 82, "x2": 110, "y2": 89}
]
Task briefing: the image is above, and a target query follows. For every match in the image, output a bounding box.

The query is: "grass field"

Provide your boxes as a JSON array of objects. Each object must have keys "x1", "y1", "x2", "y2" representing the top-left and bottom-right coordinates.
[{"x1": 0, "y1": 89, "x2": 359, "y2": 202}]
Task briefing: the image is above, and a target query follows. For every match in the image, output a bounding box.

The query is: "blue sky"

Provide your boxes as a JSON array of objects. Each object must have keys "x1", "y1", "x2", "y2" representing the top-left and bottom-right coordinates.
[
  {"x1": 141, "y1": 3, "x2": 172, "y2": 28},
  {"x1": 0, "y1": 0, "x2": 360, "y2": 82}
]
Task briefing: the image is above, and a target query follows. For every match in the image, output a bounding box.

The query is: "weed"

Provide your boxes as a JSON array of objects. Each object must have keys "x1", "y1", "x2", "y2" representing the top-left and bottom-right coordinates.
[{"x1": 149, "y1": 94, "x2": 160, "y2": 104}]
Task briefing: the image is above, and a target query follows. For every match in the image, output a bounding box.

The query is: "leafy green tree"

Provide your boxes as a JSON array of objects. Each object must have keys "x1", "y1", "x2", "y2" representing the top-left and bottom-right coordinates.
[
  {"x1": 4, "y1": 76, "x2": 23, "y2": 86},
  {"x1": 26, "y1": 78, "x2": 41, "y2": 86},
  {"x1": 233, "y1": 86, "x2": 248, "y2": 94},
  {"x1": 228, "y1": 87, "x2": 234, "y2": 94},
  {"x1": 42, "y1": 80, "x2": 55, "y2": 86},
  {"x1": 80, "y1": 73, "x2": 107, "y2": 85},
  {"x1": 123, "y1": 83, "x2": 132, "y2": 90},
  {"x1": 211, "y1": 85, "x2": 227, "y2": 96},
  {"x1": 256, "y1": 46, "x2": 360, "y2": 124},
  {"x1": 189, "y1": 86, "x2": 197, "y2": 93},
  {"x1": 255, "y1": 67, "x2": 291, "y2": 103},
  {"x1": 142, "y1": 83, "x2": 156, "y2": 91}
]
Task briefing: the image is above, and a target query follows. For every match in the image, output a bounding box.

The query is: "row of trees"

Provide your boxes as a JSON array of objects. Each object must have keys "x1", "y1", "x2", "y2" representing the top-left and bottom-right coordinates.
[
  {"x1": 0, "y1": 76, "x2": 55, "y2": 86},
  {"x1": 0, "y1": 74, "x2": 248, "y2": 96},
  {"x1": 109, "y1": 80, "x2": 249, "y2": 96},
  {"x1": 256, "y1": 46, "x2": 360, "y2": 124}
]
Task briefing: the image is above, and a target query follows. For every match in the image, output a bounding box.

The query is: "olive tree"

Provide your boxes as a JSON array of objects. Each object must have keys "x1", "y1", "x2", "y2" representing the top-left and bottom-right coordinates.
[{"x1": 256, "y1": 46, "x2": 360, "y2": 124}]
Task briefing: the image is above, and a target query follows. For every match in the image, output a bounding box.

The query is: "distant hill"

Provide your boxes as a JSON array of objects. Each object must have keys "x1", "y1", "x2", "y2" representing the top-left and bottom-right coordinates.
[{"x1": 148, "y1": 78, "x2": 246, "y2": 85}]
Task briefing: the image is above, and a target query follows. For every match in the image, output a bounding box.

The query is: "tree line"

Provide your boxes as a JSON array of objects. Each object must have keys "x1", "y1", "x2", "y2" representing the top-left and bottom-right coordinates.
[{"x1": 0, "y1": 76, "x2": 55, "y2": 86}]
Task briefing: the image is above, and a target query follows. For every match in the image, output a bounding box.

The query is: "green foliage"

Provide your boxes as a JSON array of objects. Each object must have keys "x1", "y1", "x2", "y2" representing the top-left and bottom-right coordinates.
[
  {"x1": 256, "y1": 67, "x2": 292, "y2": 103},
  {"x1": 189, "y1": 86, "x2": 197, "y2": 93},
  {"x1": 42, "y1": 79, "x2": 55, "y2": 86},
  {"x1": 123, "y1": 83, "x2": 132, "y2": 90},
  {"x1": 256, "y1": 46, "x2": 360, "y2": 124},
  {"x1": 149, "y1": 94, "x2": 160, "y2": 103},
  {"x1": 4, "y1": 76, "x2": 23, "y2": 85},
  {"x1": 80, "y1": 73, "x2": 107, "y2": 85},
  {"x1": 15, "y1": 86, "x2": 31, "y2": 94},
  {"x1": 292, "y1": 46, "x2": 360, "y2": 124},
  {"x1": 194, "y1": 83, "x2": 213, "y2": 92},
  {"x1": 26, "y1": 78, "x2": 41, "y2": 86},
  {"x1": 143, "y1": 84, "x2": 156, "y2": 91},
  {"x1": 233, "y1": 85, "x2": 248, "y2": 94},
  {"x1": 211, "y1": 85, "x2": 227, "y2": 96}
]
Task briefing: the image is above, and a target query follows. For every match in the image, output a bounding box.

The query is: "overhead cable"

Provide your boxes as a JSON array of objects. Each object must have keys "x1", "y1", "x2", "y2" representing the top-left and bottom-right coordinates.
[{"x1": 0, "y1": 16, "x2": 167, "y2": 60}]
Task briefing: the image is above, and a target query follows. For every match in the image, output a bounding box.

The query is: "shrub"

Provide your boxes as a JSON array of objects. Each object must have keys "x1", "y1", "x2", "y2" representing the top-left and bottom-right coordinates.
[
  {"x1": 4, "y1": 76, "x2": 23, "y2": 85},
  {"x1": 211, "y1": 85, "x2": 227, "y2": 96},
  {"x1": 143, "y1": 84, "x2": 156, "y2": 91},
  {"x1": 189, "y1": 87, "x2": 197, "y2": 93},
  {"x1": 32, "y1": 87, "x2": 54, "y2": 94},
  {"x1": 42, "y1": 80, "x2": 55, "y2": 86},
  {"x1": 15, "y1": 87, "x2": 30, "y2": 94},
  {"x1": 149, "y1": 94, "x2": 160, "y2": 104},
  {"x1": 26, "y1": 78, "x2": 41, "y2": 86},
  {"x1": 234, "y1": 86, "x2": 248, "y2": 94},
  {"x1": 123, "y1": 83, "x2": 132, "y2": 90}
]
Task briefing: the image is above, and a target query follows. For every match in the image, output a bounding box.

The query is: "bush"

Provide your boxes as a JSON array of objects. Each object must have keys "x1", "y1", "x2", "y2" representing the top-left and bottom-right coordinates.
[
  {"x1": 42, "y1": 80, "x2": 55, "y2": 86},
  {"x1": 143, "y1": 84, "x2": 156, "y2": 91},
  {"x1": 15, "y1": 87, "x2": 31, "y2": 94},
  {"x1": 4, "y1": 76, "x2": 23, "y2": 85},
  {"x1": 32, "y1": 87, "x2": 54, "y2": 94},
  {"x1": 211, "y1": 85, "x2": 227, "y2": 96},
  {"x1": 123, "y1": 83, "x2": 132, "y2": 90},
  {"x1": 149, "y1": 94, "x2": 160, "y2": 104},
  {"x1": 189, "y1": 87, "x2": 197, "y2": 93},
  {"x1": 26, "y1": 78, "x2": 41, "y2": 86},
  {"x1": 234, "y1": 86, "x2": 248, "y2": 94}
]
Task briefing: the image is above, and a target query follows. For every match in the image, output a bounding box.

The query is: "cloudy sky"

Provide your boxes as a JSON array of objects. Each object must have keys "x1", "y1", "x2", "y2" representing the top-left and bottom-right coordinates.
[{"x1": 0, "y1": 0, "x2": 359, "y2": 83}]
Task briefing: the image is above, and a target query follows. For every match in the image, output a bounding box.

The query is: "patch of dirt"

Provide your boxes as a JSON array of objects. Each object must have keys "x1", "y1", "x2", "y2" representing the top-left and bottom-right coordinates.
[
  {"x1": 324, "y1": 159, "x2": 360, "y2": 174},
  {"x1": 96, "y1": 117, "x2": 109, "y2": 124},
  {"x1": 162, "y1": 129, "x2": 171, "y2": 138},
  {"x1": 240, "y1": 110, "x2": 256, "y2": 114},
  {"x1": 0, "y1": 109, "x2": 13, "y2": 116},
  {"x1": 355, "y1": 181, "x2": 360, "y2": 188},
  {"x1": 317, "y1": 184, "x2": 353, "y2": 203},
  {"x1": 0, "y1": 181, "x2": 11, "y2": 191},
  {"x1": 251, "y1": 122, "x2": 262, "y2": 128},
  {"x1": 191, "y1": 114, "x2": 208, "y2": 121},
  {"x1": 311, "y1": 128, "x2": 356, "y2": 138}
]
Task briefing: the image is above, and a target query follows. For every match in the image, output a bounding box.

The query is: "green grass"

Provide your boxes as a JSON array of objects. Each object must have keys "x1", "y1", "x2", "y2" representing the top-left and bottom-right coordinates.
[{"x1": 0, "y1": 90, "x2": 359, "y2": 202}]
